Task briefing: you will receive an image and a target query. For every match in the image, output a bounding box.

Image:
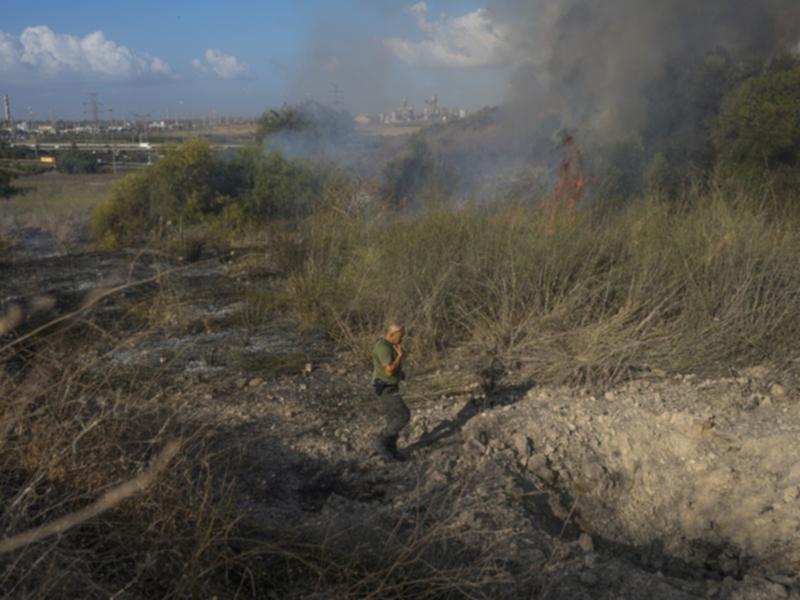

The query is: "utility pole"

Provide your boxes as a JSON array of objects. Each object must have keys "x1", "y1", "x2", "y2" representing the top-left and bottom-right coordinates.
[
  {"x1": 131, "y1": 112, "x2": 151, "y2": 144},
  {"x1": 108, "y1": 108, "x2": 117, "y2": 174}
]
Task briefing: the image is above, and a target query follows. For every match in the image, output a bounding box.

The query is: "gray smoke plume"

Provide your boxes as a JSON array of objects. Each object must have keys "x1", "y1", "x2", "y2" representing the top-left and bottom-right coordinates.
[
  {"x1": 493, "y1": 0, "x2": 800, "y2": 134},
  {"x1": 405, "y1": 0, "x2": 800, "y2": 202}
]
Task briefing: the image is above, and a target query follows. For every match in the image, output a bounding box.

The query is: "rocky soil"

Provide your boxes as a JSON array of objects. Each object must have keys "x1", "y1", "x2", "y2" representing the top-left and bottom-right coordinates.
[{"x1": 3, "y1": 230, "x2": 799, "y2": 599}]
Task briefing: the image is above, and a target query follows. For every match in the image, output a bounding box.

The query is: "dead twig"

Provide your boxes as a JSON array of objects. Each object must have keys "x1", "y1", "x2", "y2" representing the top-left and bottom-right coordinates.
[{"x1": 0, "y1": 440, "x2": 181, "y2": 554}]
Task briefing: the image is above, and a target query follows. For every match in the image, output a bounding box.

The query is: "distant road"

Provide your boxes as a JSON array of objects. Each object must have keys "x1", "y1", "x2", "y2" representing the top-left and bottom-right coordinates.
[{"x1": 10, "y1": 141, "x2": 246, "y2": 152}]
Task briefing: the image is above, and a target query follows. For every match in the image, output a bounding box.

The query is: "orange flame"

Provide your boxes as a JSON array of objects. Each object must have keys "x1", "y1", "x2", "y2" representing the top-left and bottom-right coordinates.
[{"x1": 543, "y1": 132, "x2": 587, "y2": 232}]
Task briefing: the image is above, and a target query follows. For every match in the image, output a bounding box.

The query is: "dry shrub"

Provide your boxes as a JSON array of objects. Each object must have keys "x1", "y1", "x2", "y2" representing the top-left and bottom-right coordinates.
[
  {"x1": 0, "y1": 323, "x2": 241, "y2": 598},
  {"x1": 277, "y1": 188, "x2": 800, "y2": 384}
]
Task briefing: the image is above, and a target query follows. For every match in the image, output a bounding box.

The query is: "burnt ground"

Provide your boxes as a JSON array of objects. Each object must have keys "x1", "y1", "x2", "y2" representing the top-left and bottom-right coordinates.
[{"x1": 2, "y1": 229, "x2": 799, "y2": 599}]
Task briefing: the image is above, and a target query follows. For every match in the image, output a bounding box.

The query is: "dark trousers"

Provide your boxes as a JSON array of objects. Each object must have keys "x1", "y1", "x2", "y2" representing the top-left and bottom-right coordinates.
[{"x1": 373, "y1": 380, "x2": 410, "y2": 447}]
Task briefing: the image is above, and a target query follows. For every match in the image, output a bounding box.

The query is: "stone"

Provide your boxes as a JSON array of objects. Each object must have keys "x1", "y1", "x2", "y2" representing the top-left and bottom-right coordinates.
[
  {"x1": 604, "y1": 391, "x2": 616, "y2": 401},
  {"x1": 249, "y1": 377, "x2": 264, "y2": 387},
  {"x1": 769, "y1": 383, "x2": 787, "y2": 398},
  {"x1": 782, "y1": 487, "x2": 799, "y2": 503},
  {"x1": 528, "y1": 454, "x2": 555, "y2": 484},
  {"x1": 510, "y1": 433, "x2": 532, "y2": 458}
]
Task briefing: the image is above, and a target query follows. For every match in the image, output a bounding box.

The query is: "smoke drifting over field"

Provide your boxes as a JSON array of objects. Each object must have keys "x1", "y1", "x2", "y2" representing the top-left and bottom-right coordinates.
[
  {"x1": 392, "y1": 0, "x2": 800, "y2": 201},
  {"x1": 267, "y1": 1, "x2": 800, "y2": 203}
]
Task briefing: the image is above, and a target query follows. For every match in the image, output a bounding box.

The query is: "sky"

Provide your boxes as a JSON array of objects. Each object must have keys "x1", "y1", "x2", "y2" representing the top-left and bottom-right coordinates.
[{"x1": 0, "y1": 0, "x2": 518, "y2": 120}]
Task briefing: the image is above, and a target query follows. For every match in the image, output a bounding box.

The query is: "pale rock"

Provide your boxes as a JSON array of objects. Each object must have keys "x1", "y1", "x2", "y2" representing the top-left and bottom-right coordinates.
[
  {"x1": 528, "y1": 454, "x2": 555, "y2": 483},
  {"x1": 578, "y1": 532, "x2": 594, "y2": 554},
  {"x1": 782, "y1": 487, "x2": 799, "y2": 503},
  {"x1": 769, "y1": 383, "x2": 787, "y2": 398},
  {"x1": 510, "y1": 433, "x2": 532, "y2": 458}
]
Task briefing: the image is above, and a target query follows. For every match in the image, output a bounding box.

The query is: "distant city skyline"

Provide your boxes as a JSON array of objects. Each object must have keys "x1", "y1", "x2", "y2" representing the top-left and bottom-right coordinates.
[{"x1": 1, "y1": 1, "x2": 517, "y2": 119}]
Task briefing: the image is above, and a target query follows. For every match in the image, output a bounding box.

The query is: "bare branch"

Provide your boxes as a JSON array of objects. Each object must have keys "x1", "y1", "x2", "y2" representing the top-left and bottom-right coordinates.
[{"x1": 0, "y1": 440, "x2": 181, "y2": 554}]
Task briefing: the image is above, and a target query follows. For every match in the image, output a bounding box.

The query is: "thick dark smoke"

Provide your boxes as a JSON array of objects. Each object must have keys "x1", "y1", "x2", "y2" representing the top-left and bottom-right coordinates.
[{"x1": 494, "y1": 0, "x2": 800, "y2": 134}]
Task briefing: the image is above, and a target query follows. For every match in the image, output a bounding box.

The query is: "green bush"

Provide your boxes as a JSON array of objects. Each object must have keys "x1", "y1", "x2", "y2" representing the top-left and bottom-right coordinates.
[
  {"x1": 90, "y1": 140, "x2": 240, "y2": 247},
  {"x1": 91, "y1": 139, "x2": 329, "y2": 248},
  {"x1": 90, "y1": 170, "x2": 154, "y2": 248},
  {"x1": 231, "y1": 145, "x2": 323, "y2": 220}
]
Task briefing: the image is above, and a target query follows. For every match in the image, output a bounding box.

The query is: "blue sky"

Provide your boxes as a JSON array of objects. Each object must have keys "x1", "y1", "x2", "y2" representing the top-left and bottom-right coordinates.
[{"x1": 1, "y1": 0, "x2": 515, "y2": 119}]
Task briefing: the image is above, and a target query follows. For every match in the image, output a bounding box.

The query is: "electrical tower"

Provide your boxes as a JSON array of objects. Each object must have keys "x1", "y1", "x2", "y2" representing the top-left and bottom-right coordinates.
[
  {"x1": 329, "y1": 83, "x2": 344, "y2": 108},
  {"x1": 131, "y1": 112, "x2": 151, "y2": 143}
]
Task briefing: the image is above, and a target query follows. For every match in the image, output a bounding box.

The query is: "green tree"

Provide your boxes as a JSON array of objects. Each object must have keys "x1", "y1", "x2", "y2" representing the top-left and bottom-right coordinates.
[
  {"x1": 715, "y1": 66, "x2": 800, "y2": 179},
  {"x1": 255, "y1": 101, "x2": 354, "y2": 148},
  {"x1": 231, "y1": 145, "x2": 321, "y2": 220},
  {"x1": 256, "y1": 105, "x2": 311, "y2": 141},
  {"x1": 57, "y1": 148, "x2": 99, "y2": 174}
]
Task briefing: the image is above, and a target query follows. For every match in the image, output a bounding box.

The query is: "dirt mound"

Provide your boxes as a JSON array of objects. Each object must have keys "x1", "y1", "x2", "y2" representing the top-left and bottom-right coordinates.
[{"x1": 448, "y1": 369, "x2": 800, "y2": 596}]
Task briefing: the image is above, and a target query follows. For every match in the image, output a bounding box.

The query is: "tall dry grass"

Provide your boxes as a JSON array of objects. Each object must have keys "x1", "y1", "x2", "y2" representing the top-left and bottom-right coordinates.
[
  {"x1": 0, "y1": 308, "x2": 241, "y2": 598},
  {"x1": 276, "y1": 187, "x2": 800, "y2": 384}
]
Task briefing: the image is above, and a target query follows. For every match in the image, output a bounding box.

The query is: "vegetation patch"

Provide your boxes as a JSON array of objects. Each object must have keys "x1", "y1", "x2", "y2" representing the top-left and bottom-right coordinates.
[{"x1": 277, "y1": 193, "x2": 800, "y2": 385}]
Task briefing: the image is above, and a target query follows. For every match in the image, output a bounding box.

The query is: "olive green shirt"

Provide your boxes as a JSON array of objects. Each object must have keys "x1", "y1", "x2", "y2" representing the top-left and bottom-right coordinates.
[{"x1": 372, "y1": 338, "x2": 404, "y2": 385}]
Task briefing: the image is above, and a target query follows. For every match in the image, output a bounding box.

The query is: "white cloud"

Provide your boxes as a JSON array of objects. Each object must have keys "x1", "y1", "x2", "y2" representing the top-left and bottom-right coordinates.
[
  {"x1": 384, "y1": 2, "x2": 516, "y2": 68},
  {"x1": 192, "y1": 49, "x2": 250, "y2": 80},
  {"x1": 0, "y1": 26, "x2": 173, "y2": 81}
]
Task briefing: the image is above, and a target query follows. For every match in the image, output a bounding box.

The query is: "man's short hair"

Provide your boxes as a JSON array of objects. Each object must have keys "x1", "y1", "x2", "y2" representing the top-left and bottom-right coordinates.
[{"x1": 386, "y1": 322, "x2": 405, "y2": 334}]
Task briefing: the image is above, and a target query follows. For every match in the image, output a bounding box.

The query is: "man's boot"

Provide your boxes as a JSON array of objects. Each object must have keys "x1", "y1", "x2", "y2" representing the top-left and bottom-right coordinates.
[
  {"x1": 384, "y1": 436, "x2": 407, "y2": 462},
  {"x1": 373, "y1": 435, "x2": 406, "y2": 462}
]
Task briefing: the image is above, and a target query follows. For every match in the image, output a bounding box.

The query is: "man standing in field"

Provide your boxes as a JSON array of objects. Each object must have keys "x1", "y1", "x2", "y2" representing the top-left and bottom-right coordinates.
[{"x1": 372, "y1": 322, "x2": 410, "y2": 462}]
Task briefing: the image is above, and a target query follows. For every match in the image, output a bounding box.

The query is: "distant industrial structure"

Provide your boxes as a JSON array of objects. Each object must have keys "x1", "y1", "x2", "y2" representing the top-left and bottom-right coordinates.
[
  {"x1": 3, "y1": 95, "x2": 11, "y2": 128},
  {"x1": 355, "y1": 96, "x2": 468, "y2": 127},
  {"x1": 0, "y1": 92, "x2": 252, "y2": 144}
]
